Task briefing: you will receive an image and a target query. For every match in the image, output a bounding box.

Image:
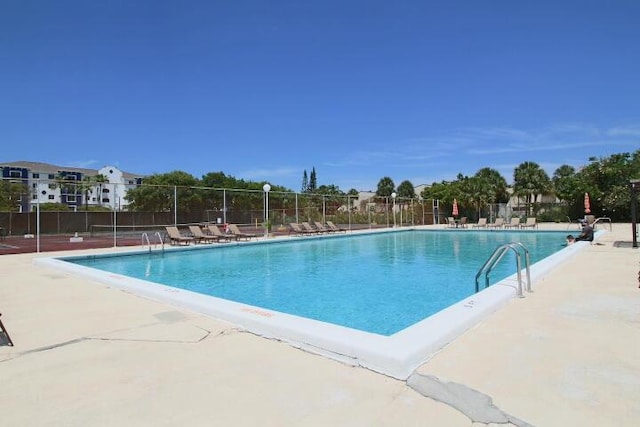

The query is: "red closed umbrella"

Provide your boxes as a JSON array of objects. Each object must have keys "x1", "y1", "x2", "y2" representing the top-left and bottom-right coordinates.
[
  {"x1": 584, "y1": 192, "x2": 591, "y2": 214},
  {"x1": 452, "y1": 199, "x2": 459, "y2": 217}
]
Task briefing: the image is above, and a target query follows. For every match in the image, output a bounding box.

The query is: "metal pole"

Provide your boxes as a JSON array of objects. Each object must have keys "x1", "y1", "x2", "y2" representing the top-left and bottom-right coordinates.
[
  {"x1": 113, "y1": 195, "x2": 117, "y2": 248},
  {"x1": 347, "y1": 195, "x2": 351, "y2": 231},
  {"x1": 631, "y1": 180, "x2": 638, "y2": 249},
  {"x1": 295, "y1": 193, "x2": 299, "y2": 223},
  {"x1": 223, "y1": 189, "x2": 227, "y2": 224},
  {"x1": 174, "y1": 185, "x2": 178, "y2": 226},
  {"x1": 36, "y1": 178, "x2": 40, "y2": 253},
  {"x1": 322, "y1": 195, "x2": 326, "y2": 224},
  {"x1": 386, "y1": 197, "x2": 389, "y2": 227},
  {"x1": 263, "y1": 184, "x2": 270, "y2": 238}
]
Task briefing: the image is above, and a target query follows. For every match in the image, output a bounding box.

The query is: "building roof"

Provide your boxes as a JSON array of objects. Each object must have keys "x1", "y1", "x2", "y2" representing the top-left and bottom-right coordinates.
[{"x1": 0, "y1": 161, "x2": 143, "y2": 180}]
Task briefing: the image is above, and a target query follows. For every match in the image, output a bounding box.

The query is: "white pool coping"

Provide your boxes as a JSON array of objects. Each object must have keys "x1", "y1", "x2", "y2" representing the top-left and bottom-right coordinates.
[{"x1": 34, "y1": 228, "x2": 600, "y2": 380}]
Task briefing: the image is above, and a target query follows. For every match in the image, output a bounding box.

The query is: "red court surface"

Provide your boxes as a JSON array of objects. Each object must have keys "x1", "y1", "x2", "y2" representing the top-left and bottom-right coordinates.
[{"x1": 0, "y1": 234, "x2": 142, "y2": 255}]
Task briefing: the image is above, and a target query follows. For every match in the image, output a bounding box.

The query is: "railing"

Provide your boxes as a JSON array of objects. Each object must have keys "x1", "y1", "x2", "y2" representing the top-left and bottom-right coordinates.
[
  {"x1": 142, "y1": 232, "x2": 165, "y2": 252},
  {"x1": 593, "y1": 217, "x2": 612, "y2": 231},
  {"x1": 475, "y1": 242, "x2": 532, "y2": 298}
]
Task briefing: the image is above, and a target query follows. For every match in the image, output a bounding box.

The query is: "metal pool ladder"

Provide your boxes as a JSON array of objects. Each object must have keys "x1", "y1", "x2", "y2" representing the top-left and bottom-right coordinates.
[
  {"x1": 142, "y1": 232, "x2": 165, "y2": 252},
  {"x1": 475, "y1": 242, "x2": 532, "y2": 298}
]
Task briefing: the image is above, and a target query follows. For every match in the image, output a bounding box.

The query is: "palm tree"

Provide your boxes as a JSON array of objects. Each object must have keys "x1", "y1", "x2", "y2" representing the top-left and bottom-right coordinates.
[
  {"x1": 93, "y1": 174, "x2": 109, "y2": 208},
  {"x1": 513, "y1": 162, "x2": 551, "y2": 216}
]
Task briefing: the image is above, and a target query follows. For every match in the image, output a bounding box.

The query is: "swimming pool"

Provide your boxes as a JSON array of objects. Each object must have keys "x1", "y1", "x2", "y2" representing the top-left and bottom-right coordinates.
[{"x1": 37, "y1": 227, "x2": 592, "y2": 379}]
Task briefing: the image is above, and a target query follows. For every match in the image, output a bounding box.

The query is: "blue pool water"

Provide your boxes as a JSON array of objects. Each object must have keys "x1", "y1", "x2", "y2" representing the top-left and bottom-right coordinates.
[{"x1": 66, "y1": 230, "x2": 568, "y2": 336}]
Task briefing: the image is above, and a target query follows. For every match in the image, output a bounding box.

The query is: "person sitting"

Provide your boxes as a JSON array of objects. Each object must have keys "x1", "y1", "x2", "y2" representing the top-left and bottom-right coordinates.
[{"x1": 574, "y1": 223, "x2": 594, "y2": 242}]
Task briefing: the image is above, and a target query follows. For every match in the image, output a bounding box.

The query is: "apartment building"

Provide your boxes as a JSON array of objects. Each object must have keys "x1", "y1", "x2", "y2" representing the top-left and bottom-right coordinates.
[{"x1": 0, "y1": 161, "x2": 143, "y2": 212}]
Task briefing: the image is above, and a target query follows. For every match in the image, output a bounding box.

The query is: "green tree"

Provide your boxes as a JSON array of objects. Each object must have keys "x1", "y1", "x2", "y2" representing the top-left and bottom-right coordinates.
[
  {"x1": 396, "y1": 180, "x2": 416, "y2": 199},
  {"x1": 577, "y1": 150, "x2": 640, "y2": 219},
  {"x1": 0, "y1": 180, "x2": 28, "y2": 211},
  {"x1": 552, "y1": 165, "x2": 578, "y2": 202},
  {"x1": 301, "y1": 170, "x2": 309, "y2": 193},
  {"x1": 513, "y1": 161, "x2": 551, "y2": 215},
  {"x1": 375, "y1": 177, "x2": 395, "y2": 198},
  {"x1": 125, "y1": 171, "x2": 200, "y2": 213},
  {"x1": 308, "y1": 167, "x2": 317, "y2": 193},
  {"x1": 474, "y1": 168, "x2": 509, "y2": 203}
]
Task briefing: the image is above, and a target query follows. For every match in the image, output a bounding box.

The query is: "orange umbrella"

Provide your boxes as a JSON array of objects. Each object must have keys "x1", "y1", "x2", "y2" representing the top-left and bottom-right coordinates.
[
  {"x1": 452, "y1": 199, "x2": 459, "y2": 216},
  {"x1": 584, "y1": 192, "x2": 591, "y2": 214}
]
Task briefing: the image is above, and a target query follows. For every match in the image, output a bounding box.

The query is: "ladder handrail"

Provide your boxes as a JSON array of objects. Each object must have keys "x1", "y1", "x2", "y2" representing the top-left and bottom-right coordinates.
[
  {"x1": 154, "y1": 231, "x2": 165, "y2": 251},
  {"x1": 141, "y1": 232, "x2": 165, "y2": 252},
  {"x1": 475, "y1": 242, "x2": 531, "y2": 297},
  {"x1": 142, "y1": 232, "x2": 151, "y2": 252}
]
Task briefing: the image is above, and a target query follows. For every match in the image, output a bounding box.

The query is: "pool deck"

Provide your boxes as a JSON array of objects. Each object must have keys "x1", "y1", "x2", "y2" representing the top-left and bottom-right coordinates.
[{"x1": 1, "y1": 223, "x2": 638, "y2": 426}]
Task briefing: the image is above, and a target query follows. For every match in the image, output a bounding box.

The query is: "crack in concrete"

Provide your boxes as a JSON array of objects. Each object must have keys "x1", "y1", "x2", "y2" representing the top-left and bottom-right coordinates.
[
  {"x1": 407, "y1": 373, "x2": 534, "y2": 427},
  {"x1": 0, "y1": 324, "x2": 235, "y2": 362}
]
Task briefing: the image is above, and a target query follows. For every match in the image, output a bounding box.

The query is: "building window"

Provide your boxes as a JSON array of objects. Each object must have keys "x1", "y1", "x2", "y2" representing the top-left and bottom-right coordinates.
[
  {"x1": 32, "y1": 173, "x2": 40, "y2": 179},
  {"x1": 32, "y1": 183, "x2": 37, "y2": 189},
  {"x1": 48, "y1": 174, "x2": 55, "y2": 179},
  {"x1": 9, "y1": 171, "x2": 21, "y2": 178},
  {"x1": 102, "y1": 198, "x2": 110, "y2": 203},
  {"x1": 48, "y1": 183, "x2": 56, "y2": 189},
  {"x1": 48, "y1": 195, "x2": 55, "y2": 200},
  {"x1": 32, "y1": 195, "x2": 37, "y2": 200}
]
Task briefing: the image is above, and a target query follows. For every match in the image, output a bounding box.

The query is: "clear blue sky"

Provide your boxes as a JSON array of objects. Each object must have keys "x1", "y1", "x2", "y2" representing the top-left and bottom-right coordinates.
[{"x1": 1, "y1": 0, "x2": 639, "y2": 192}]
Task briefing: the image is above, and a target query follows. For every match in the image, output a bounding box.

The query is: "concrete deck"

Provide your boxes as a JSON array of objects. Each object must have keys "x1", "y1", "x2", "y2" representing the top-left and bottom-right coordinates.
[{"x1": 1, "y1": 223, "x2": 638, "y2": 426}]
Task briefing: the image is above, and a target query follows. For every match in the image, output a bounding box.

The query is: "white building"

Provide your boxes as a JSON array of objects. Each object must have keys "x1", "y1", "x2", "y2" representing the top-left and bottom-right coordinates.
[{"x1": 0, "y1": 161, "x2": 144, "y2": 212}]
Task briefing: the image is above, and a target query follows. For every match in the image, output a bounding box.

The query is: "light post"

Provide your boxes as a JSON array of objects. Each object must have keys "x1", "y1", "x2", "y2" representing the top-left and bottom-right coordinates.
[
  {"x1": 391, "y1": 192, "x2": 397, "y2": 227},
  {"x1": 36, "y1": 178, "x2": 40, "y2": 252},
  {"x1": 263, "y1": 183, "x2": 271, "y2": 238}
]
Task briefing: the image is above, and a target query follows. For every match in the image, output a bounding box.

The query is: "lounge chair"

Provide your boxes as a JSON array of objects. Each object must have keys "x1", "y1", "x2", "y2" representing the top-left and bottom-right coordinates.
[
  {"x1": 472, "y1": 218, "x2": 488, "y2": 228},
  {"x1": 504, "y1": 218, "x2": 521, "y2": 229},
  {"x1": 289, "y1": 223, "x2": 310, "y2": 236},
  {"x1": 165, "y1": 226, "x2": 195, "y2": 245},
  {"x1": 520, "y1": 217, "x2": 537, "y2": 229},
  {"x1": 228, "y1": 224, "x2": 258, "y2": 241},
  {"x1": 326, "y1": 221, "x2": 347, "y2": 233},
  {"x1": 459, "y1": 217, "x2": 468, "y2": 228},
  {"x1": 207, "y1": 224, "x2": 235, "y2": 242},
  {"x1": 314, "y1": 221, "x2": 333, "y2": 233},
  {"x1": 0, "y1": 313, "x2": 14, "y2": 346},
  {"x1": 447, "y1": 217, "x2": 456, "y2": 228},
  {"x1": 488, "y1": 218, "x2": 505, "y2": 229},
  {"x1": 188, "y1": 225, "x2": 218, "y2": 243},
  {"x1": 301, "y1": 222, "x2": 322, "y2": 234}
]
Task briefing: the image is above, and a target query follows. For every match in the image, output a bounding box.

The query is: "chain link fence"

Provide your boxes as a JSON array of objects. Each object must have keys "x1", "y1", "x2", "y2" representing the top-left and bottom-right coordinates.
[{"x1": 0, "y1": 177, "x2": 576, "y2": 252}]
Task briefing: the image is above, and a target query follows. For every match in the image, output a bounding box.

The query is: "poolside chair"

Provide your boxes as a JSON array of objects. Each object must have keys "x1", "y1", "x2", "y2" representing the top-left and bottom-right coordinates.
[
  {"x1": 207, "y1": 224, "x2": 235, "y2": 242},
  {"x1": 188, "y1": 225, "x2": 218, "y2": 244},
  {"x1": 504, "y1": 218, "x2": 521, "y2": 229},
  {"x1": 289, "y1": 223, "x2": 310, "y2": 236},
  {"x1": 165, "y1": 226, "x2": 195, "y2": 245},
  {"x1": 0, "y1": 313, "x2": 14, "y2": 346},
  {"x1": 228, "y1": 224, "x2": 258, "y2": 241},
  {"x1": 520, "y1": 217, "x2": 538, "y2": 229},
  {"x1": 314, "y1": 221, "x2": 333, "y2": 233},
  {"x1": 447, "y1": 217, "x2": 456, "y2": 228},
  {"x1": 488, "y1": 218, "x2": 505, "y2": 229},
  {"x1": 301, "y1": 222, "x2": 322, "y2": 234},
  {"x1": 326, "y1": 221, "x2": 347, "y2": 233},
  {"x1": 472, "y1": 218, "x2": 488, "y2": 228},
  {"x1": 459, "y1": 217, "x2": 468, "y2": 228}
]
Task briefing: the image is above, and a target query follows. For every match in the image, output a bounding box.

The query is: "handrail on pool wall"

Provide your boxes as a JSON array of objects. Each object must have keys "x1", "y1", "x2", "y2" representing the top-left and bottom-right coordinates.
[{"x1": 475, "y1": 242, "x2": 531, "y2": 297}]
